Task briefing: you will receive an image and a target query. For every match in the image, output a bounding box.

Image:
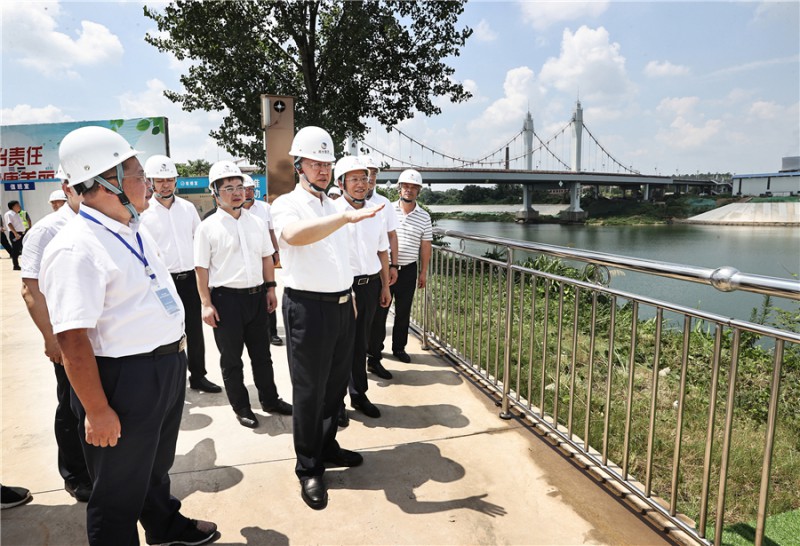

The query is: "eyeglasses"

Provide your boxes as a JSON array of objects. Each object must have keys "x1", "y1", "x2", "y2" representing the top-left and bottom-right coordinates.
[
  {"x1": 344, "y1": 176, "x2": 369, "y2": 185},
  {"x1": 304, "y1": 161, "x2": 333, "y2": 172},
  {"x1": 219, "y1": 185, "x2": 245, "y2": 194}
]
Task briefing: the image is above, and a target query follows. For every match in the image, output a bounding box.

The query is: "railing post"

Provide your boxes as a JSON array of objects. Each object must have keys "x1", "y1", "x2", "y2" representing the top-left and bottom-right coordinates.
[
  {"x1": 500, "y1": 248, "x2": 514, "y2": 420},
  {"x1": 421, "y1": 251, "x2": 431, "y2": 350}
]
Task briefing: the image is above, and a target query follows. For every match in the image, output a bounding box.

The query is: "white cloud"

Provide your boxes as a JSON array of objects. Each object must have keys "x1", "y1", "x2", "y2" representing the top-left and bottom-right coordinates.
[
  {"x1": 656, "y1": 97, "x2": 700, "y2": 118},
  {"x1": 519, "y1": 1, "x2": 609, "y2": 31},
  {"x1": 538, "y1": 26, "x2": 634, "y2": 103},
  {"x1": 468, "y1": 66, "x2": 539, "y2": 132},
  {"x1": 1, "y1": 1, "x2": 124, "y2": 78},
  {"x1": 473, "y1": 19, "x2": 497, "y2": 42},
  {"x1": 656, "y1": 116, "x2": 722, "y2": 150},
  {"x1": 748, "y1": 100, "x2": 783, "y2": 120},
  {"x1": 644, "y1": 60, "x2": 690, "y2": 78},
  {"x1": 0, "y1": 104, "x2": 74, "y2": 125}
]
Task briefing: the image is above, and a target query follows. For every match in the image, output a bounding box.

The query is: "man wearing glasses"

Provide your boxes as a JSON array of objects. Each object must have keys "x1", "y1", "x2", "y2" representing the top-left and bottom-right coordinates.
[
  {"x1": 194, "y1": 161, "x2": 291, "y2": 429},
  {"x1": 271, "y1": 127, "x2": 383, "y2": 510}
]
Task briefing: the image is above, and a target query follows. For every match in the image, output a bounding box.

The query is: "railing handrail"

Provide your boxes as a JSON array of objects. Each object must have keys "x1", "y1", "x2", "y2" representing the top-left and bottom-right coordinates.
[{"x1": 435, "y1": 228, "x2": 800, "y2": 300}]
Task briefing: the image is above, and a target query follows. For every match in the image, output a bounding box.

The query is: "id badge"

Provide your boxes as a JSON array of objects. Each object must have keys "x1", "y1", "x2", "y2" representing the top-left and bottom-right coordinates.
[{"x1": 154, "y1": 285, "x2": 181, "y2": 315}]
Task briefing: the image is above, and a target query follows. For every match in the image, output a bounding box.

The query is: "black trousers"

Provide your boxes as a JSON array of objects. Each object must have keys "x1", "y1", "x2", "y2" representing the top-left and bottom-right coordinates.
[
  {"x1": 369, "y1": 261, "x2": 417, "y2": 358},
  {"x1": 268, "y1": 308, "x2": 278, "y2": 337},
  {"x1": 171, "y1": 271, "x2": 207, "y2": 380},
  {"x1": 283, "y1": 289, "x2": 354, "y2": 480},
  {"x1": 211, "y1": 288, "x2": 279, "y2": 413},
  {"x1": 54, "y1": 363, "x2": 90, "y2": 486},
  {"x1": 8, "y1": 234, "x2": 23, "y2": 268},
  {"x1": 71, "y1": 351, "x2": 190, "y2": 546},
  {"x1": 349, "y1": 279, "x2": 381, "y2": 399}
]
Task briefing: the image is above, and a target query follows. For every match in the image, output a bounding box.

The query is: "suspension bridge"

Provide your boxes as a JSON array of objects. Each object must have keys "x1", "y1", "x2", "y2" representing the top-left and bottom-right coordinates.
[{"x1": 353, "y1": 101, "x2": 724, "y2": 222}]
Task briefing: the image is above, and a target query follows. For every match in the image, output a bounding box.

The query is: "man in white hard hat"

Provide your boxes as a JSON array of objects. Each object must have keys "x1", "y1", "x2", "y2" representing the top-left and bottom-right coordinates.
[
  {"x1": 194, "y1": 160, "x2": 291, "y2": 429},
  {"x1": 140, "y1": 154, "x2": 222, "y2": 395},
  {"x1": 326, "y1": 186, "x2": 341, "y2": 200},
  {"x1": 20, "y1": 170, "x2": 92, "y2": 504},
  {"x1": 48, "y1": 189, "x2": 68, "y2": 211},
  {"x1": 271, "y1": 126, "x2": 382, "y2": 510},
  {"x1": 332, "y1": 156, "x2": 391, "y2": 427},
  {"x1": 242, "y1": 173, "x2": 283, "y2": 346},
  {"x1": 39, "y1": 126, "x2": 217, "y2": 546},
  {"x1": 368, "y1": 169, "x2": 432, "y2": 365}
]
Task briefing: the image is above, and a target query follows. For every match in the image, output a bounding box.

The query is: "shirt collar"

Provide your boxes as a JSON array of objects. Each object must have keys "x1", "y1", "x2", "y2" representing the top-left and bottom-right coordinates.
[{"x1": 79, "y1": 203, "x2": 135, "y2": 235}]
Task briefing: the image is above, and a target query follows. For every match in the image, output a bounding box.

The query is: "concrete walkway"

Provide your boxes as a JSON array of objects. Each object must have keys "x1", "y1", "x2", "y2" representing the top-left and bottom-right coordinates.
[{"x1": 1, "y1": 258, "x2": 672, "y2": 545}]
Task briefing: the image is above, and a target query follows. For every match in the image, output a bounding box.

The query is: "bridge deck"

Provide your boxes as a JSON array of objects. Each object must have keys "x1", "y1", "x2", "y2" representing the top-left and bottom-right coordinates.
[{"x1": 1, "y1": 260, "x2": 672, "y2": 545}]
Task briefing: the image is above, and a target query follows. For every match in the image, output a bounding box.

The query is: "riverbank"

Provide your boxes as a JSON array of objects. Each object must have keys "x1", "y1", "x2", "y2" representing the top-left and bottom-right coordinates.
[{"x1": 681, "y1": 201, "x2": 800, "y2": 225}]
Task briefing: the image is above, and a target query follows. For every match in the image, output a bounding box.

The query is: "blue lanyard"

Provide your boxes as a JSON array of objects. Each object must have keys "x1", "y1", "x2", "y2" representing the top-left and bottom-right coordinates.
[{"x1": 79, "y1": 210, "x2": 155, "y2": 280}]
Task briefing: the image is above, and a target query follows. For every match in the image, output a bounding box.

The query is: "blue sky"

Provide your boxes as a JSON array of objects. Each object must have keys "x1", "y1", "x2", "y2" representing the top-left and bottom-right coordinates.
[{"x1": 2, "y1": 1, "x2": 798, "y2": 177}]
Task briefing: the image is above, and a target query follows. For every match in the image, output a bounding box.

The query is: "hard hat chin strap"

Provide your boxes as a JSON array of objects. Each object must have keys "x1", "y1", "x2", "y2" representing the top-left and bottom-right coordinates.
[
  {"x1": 301, "y1": 174, "x2": 327, "y2": 195},
  {"x1": 93, "y1": 164, "x2": 139, "y2": 222}
]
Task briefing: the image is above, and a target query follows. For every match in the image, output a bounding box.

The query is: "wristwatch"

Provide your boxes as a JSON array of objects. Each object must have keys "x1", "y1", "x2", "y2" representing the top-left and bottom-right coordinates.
[
  {"x1": 265, "y1": 281, "x2": 277, "y2": 288},
  {"x1": 389, "y1": 264, "x2": 399, "y2": 269}
]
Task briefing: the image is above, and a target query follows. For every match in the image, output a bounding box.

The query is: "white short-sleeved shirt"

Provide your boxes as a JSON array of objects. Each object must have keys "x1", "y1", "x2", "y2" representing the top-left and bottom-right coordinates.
[
  {"x1": 368, "y1": 191, "x2": 399, "y2": 233},
  {"x1": 333, "y1": 197, "x2": 388, "y2": 277},
  {"x1": 4, "y1": 210, "x2": 24, "y2": 233},
  {"x1": 393, "y1": 201, "x2": 433, "y2": 266},
  {"x1": 194, "y1": 208, "x2": 274, "y2": 289},
  {"x1": 271, "y1": 184, "x2": 353, "y2": 293},
  {"x1": 40, "y1": 204, "x2": 185, "y2": 358},
  {"x1": 246, "y1": 200, "x2": 273, "y2": 230},
  {"x1": 21, "y1": 204, "x2": 76, "y2": 279},
  {"x1": 140, "y1": 195, "x2": 200, "y2": 273}
]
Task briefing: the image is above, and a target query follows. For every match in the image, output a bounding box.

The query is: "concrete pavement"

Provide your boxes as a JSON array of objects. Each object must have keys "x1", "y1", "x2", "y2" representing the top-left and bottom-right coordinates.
[{"x1": 1, "y1": 257, "x2": 672, "y2": 545}]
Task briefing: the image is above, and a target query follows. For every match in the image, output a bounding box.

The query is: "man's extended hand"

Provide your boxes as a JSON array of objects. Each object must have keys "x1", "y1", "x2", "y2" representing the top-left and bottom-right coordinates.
[{"x1": 344, "y1": 204, "x2": 384, "y2": 224}]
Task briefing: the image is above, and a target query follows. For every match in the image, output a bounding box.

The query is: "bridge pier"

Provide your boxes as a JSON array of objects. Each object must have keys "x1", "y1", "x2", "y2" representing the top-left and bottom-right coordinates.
[
  {"x1": 559, "y1": 181, "x2": 587, "y2": 223},
  {"x1": 515, "y1": 184, "x2": 540, "y2": 223}
]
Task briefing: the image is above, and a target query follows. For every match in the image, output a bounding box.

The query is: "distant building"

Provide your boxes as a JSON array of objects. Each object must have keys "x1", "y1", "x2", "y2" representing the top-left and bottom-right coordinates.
[{"x1": 731, "y1": 156, "x2": 800, "y2": 197}]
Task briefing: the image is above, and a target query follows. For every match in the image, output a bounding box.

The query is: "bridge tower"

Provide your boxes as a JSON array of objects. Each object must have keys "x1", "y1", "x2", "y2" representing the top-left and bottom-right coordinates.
[
  {"x1": 561, "y1": 100, "x2": 588, "y2": 222},
  {"x1": 515, "y1": 111, "x2": 540, "y2": 223}
]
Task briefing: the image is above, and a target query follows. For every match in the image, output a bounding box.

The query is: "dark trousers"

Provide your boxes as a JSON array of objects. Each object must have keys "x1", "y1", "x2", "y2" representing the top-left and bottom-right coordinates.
[
  {"x1": 369, "y1": 261, "x2": 418, "y2": 358},
  {"x1": 268, "y1": 309, "x2": 278, "y2": 337},
  {"x1": 171, "y1": 271, "x2": 207, "y2": 380},
  {"x1": 211, "y1": 288, "x2": 279, "y2": 413},
  {"x1": 349, "y1": 279, "x2": 381, "y2": 399},
  {"x1": 54, "y1": 363, "x2": 90, "y2": 486},
  {"x1": 8, "y1": 234, "x2": 22, "y2": 268},
  {"x1": 283, "y1": 290, "x2": 354, "y2": 480},
  {"x1": 71, "y1": 351, "x2": 190, "y2": 546},
  {"x1": 0, "y1": 231, "x2": 11, "y2": 255}
]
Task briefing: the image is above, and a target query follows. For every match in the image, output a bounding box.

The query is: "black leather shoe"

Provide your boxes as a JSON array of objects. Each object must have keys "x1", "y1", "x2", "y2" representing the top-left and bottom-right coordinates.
[
  {"x1": 65, "y1": 480, "x2": 92, "y2": 502},
  {"x1": 368, "y1": 360, "x2": 393, "y2": 380},
  {"x1": 324, "y1": 448, "x2": 363, "y2": 467},
  {"x1": 151, "y1": 518, "x2": 218, "y2": 546},
  {"x1": 270, "y1": 335, "x2": 284, "y2": 346},
  {"x1": 392, "y1": 350, "x2": 411, "y2": 363},
  {"x1": 301, "y1": 477, "x2": 328, "y2": 510},
  {"x1": 189, "y1": 376, "x2": 222, "y2": 394},
  {"x1": 338, "y1": 406, "x2": 350, "y2": 428},
  {"x1": 235, "y1": 409, "x2": 258, "y2": 429},
  {"x1": 351, "y1": 396, "x2": 381, "y2": 418},
  {"x1": 261, "y1": 398, "x2": 292, "y2": 415}
]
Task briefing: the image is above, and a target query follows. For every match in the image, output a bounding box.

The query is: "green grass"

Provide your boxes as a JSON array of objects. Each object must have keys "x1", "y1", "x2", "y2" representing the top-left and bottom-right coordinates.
[{"x1": 715, "y1": 509, "x2": 800, "y2": 546}]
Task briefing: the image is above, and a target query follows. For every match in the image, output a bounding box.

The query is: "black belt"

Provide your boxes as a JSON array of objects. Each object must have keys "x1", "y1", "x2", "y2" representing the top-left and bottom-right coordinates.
[
  {"x1": 213, "y1": 284, "x2": 264, "y2": 295},
  {"x1": 353, "y1": 273, "x2": 381, "y2": 286},
  {"x1": 171, "y1": 270, "x2": 194, "y2": 281},
  {"x1": 128, "y1": 336, "x2": 185, "y2": 359},
  {"x1": 285, "y1": 287, "x2": 351, "y2": 304}
]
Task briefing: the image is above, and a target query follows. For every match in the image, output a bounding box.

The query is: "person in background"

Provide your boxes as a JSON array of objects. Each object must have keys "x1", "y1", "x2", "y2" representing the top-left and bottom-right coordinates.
[
  {"x1": 327, "y1": 186, "x2": 341, "y2": 200},
  {"x1": 40, "y1": 126, "x2": 217, "y2": 545},
  {"x1": 4, "y1": 201, "x2": 25, "y2": 270},
  {"x1": 194, "y1": 161, "x2": 291, "y2": 429},
  {"x1": 20, "y1": 172, "x2": 93, "y2": 504},
  {"x1": 48, "y1": 189, "x2": 68, "y2": 212},
  {"x1": 140, "y1": 154, "x2": 222, "y2": 394}
]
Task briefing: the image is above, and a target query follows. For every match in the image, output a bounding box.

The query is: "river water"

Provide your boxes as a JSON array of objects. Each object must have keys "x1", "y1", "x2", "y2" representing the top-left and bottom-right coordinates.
[{"x1": 435, "y1": 219, "x2": 799, "y2": 322}]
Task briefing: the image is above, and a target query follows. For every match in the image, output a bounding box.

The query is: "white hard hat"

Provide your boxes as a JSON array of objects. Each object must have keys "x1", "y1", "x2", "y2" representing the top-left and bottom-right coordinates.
[
  {"x1": 334, "y1": 156, "x2": 369, "y2": 184},
  {"x1": 398, "y1": 168, "x2": 423, "y2": 187},
  {"x1": 144, "y1": 154, "x2": 178, "y2": 179},
  {"x1": 59, "y1": 126, "x2": 141, "y2": 187},
  {"x1": 48, "y1": 189, "x2": 67, "y2": 203},
  {"x1": 327, "y1": 186, "x2": 341, "y2": 196},
  {"x1": 289, "y1": 126, "x2": 335, "y2": 162},
  {"x1": 208, "y1": 160, "x2": 243, "y2": 188},
  {"x1": 242, "y1": 173, "x2": 256, "y2": 188},
  {"x1": 55, "y1": 165, "x2": 67, "y2": 181},
  {"x1": 361, "y1": 155, "x2": 380, "y2": 173}
]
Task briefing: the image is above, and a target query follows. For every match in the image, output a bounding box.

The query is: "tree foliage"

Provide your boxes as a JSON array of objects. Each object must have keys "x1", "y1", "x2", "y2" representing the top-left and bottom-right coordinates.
[
  {"x1": 175, "y1": 159, "x2": 212, "y2": 177},
  {"x1": 144, "y1": 1, "x2": 473, "y2": 168}
]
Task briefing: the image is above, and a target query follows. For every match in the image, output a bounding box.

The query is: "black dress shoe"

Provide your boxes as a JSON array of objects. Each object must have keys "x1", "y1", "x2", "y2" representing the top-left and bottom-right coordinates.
[
  {"x1": 301, "y1": 477, "x2": 328, "y2": 510},
  {"x1": 270, "y1": 335, "x2": 284, "y2": 346},
  {"x1": 324, "y1": 448, "x2": 363, "y2": 467},
  {"x1": 235, "y1": 409, "x2": 258, "y2": 428},
  {"x1": 65, "y1": 480, "x2": 92, "y2": 502},
  {"x1": 338, "y1": 406, "x2": 350, "y2": 428},
  {"x1": 392, "y1": 350, "x2": 411, "y2": 363},
  {"x1": 261, "y1": 398, "x2": 292, "y2": 415},
  {"x1": 351, "y1": 396, "x2": 381, "y2": 418},
  {"x1": 189, "y1": 376, "x2": 223, "y2": 394},
  {"x1": 367, "y1": 360, "x2": 393, "y2": 380}
]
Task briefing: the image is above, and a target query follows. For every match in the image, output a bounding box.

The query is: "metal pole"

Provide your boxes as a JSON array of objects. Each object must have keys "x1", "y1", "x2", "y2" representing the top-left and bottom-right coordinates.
[{"x1": 500, "y1": 249, "x2": 514, "y2": 419}]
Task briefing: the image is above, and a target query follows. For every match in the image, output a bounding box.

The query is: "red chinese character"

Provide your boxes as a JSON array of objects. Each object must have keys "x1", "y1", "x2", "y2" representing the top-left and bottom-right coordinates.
[
  {"x1": 7, "y1": 147, "x2": 26, "y2": 167},
  {"x1": 19, "y1": 171, "x2": 38, "y2": 180},
  {"x1": 38, "y1": 170, "x2": 56, "y2": 179},
  {"x1": 0, "y1": 148, "x2": 6, "y2": 168},
  {"x1": 27, "y1": 146, "x2": 43, "y2": 166},
  {"x1": 4, "y1": 171, "x2": 20, "y2": 181}
]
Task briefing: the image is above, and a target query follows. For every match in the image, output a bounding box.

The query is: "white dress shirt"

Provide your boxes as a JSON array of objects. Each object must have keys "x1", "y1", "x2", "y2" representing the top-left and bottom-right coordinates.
[
  {"x1": 194, "y1": 208, "x2": 274, "y2": 289},
  {"x1": 246, "y1": 200, "x2": 273, "y2": 230},
  {"x1": 271, "y1": 184, "x2": 353, "y2": 293},
  {"x1": 368, "y1": 191, "x2": 399, "y2": 233},
  {"x1": 3, "y1": 209, "x2": 24, "y2": 238},
  {"x1": 40, "y1": 204, "x2": 184, "y2": 358},
  {"x1": 333, "y1": 197, "x2": 388, "y2": 276},
  {"x1": 20, "y1": 204, "x2": 76, "y2": 279},
  {"x1": 140, "y1": 195, "x2": 201, "y2": 273}
]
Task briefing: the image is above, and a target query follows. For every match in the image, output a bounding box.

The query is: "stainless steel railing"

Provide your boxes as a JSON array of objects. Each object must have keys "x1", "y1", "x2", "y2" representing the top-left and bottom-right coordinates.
[{"x1": 410, "y1": 228, "x2": 800, "y2": 546}]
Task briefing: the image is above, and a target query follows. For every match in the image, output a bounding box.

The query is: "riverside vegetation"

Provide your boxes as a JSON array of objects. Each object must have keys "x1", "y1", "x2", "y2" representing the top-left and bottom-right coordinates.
[{"x1": 413, "y1": 251, "x2": 799, "y2": 543}]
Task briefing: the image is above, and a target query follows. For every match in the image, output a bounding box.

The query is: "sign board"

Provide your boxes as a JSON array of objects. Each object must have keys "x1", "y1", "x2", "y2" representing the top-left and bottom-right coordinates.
[
  {"x1": 177, "y1": 174, "x2": 267, "y2": 199},
  {"x1": 4, "y1": 182, "x2": 36, "y2": 192},
  {"x1": 261, "y1": 94, "x2": 295, "y2": 199}
]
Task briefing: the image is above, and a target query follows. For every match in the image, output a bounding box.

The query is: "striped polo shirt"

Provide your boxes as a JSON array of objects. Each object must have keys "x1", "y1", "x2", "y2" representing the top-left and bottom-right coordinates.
[{"x1": 392, "y1": 201, "x2": 433, "y2": 266}]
